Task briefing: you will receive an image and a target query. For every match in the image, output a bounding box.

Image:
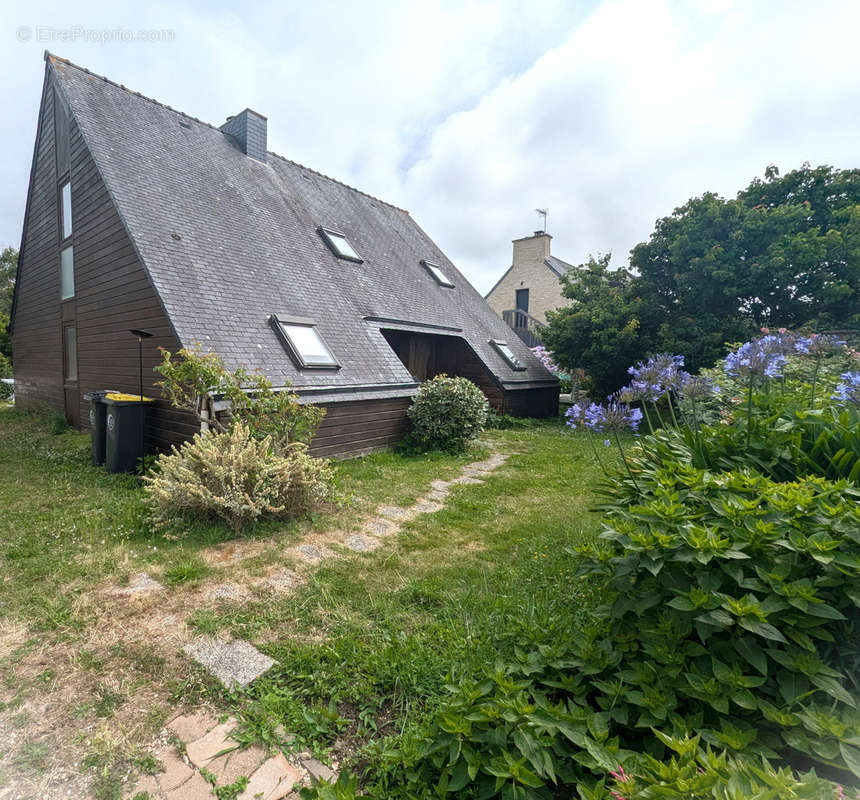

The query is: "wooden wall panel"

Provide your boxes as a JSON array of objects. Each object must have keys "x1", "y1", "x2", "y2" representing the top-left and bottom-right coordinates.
[{"x1": 13, "y1": 69, "x2": 185, "y2": 452}]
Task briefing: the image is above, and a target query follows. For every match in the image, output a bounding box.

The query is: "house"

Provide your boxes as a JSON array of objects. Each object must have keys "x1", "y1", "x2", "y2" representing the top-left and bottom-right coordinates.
[
  {"x1": 10, "y1": 53, "x2": 558, "y2": 458},
  {"x1": 485, "y1": 231, "x2": 575, "y2": 347}
]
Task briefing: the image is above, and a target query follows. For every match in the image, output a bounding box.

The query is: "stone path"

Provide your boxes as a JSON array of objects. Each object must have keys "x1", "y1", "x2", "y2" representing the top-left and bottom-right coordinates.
[
  {"x1": 128, "y1": 449, "x2": 510, "y2": 798},
  {"x1": 129, "y1": 711, "x2": 310, "y2": 799}
]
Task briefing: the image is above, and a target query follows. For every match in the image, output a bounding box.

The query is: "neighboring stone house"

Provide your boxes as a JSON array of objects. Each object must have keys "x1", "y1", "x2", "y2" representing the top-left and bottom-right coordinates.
[{"x1": 485, "y1": 231, "x2": 575, "y2": 345}]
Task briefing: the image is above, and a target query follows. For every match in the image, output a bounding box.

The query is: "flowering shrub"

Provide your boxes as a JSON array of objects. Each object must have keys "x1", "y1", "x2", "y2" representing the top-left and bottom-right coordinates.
[
  {"x1": 406, "y1": 375, "x2": 489, "y2": 452},
  {"x1": 143, "y1": 423, "x2": 333, "y2": 533},
  {"x1": 155, "y1": 344, "x2": 325, "y2": 452},
  {"x1": 531, "y1": 345, "x2": 591, "y2": 398}
]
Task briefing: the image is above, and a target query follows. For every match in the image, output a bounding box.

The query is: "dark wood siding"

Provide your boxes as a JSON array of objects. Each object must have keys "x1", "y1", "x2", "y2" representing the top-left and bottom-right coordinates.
[
  {"x1": 12, "y1": 74, "x2": 64, "y2": 415},
  {"x1": 501, "y1": 386, "x2": 558, "y2": 418},
  {"x1": 309, "y1": 397, "x2": 412, "y2": 459},
  {"x1": 12, "y1": 69, "x2": 188, "y2": 452}
]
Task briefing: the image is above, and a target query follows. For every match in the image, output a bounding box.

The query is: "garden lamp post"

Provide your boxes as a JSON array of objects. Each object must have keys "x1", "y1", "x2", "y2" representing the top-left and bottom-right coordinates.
[
  {"x1": 128, "y1": 329, "x2": 154, "y2": 401},
  {"x1": 129, "y1": 329, "x2": 153, "y2": 471}
]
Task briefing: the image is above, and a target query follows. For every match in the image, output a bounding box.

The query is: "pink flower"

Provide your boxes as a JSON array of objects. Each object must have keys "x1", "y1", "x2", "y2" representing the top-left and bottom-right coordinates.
[
  {"x1": 761, "y1": 327, "x2": 770, "y2": 333},
  {"x1": 778, "y1": 327, "x2": 787, "y2": 334}
]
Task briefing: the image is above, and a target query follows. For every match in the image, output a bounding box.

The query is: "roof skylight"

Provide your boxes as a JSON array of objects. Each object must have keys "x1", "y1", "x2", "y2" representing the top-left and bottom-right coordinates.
[
  {"x1": 319, "y1": 227, "x2": 362, "y2": 262},
  {"x1": 270, "y1": 314, "x2": 339, "y2": 369},
  {"x1": 490, "y1": 339, "x2": 526, "y2": 371},
  {"x1": 421, "y1": 260, "x2": 454, "y2": 287}
]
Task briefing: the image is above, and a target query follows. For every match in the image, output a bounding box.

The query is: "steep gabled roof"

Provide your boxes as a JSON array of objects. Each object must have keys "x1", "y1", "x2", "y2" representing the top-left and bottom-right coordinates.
[
  {"x1": 545, "y1": 255, "x2": 575, "y2": 278},
  {"x1": 484, "y1": 253, "x2": 576, "y2": 301},
  {"x1": 47, "y1": 53, "x2": 554, "y2": 397}
]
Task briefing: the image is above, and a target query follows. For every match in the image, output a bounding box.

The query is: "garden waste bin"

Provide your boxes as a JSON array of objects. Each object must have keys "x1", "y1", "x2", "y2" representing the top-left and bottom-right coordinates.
[
  {"x1": 103, "y1": 392, "x2": 156, "y2": 474},
  {"x1": 83, "y1": 389, "x2": 118, "y2": 466}
]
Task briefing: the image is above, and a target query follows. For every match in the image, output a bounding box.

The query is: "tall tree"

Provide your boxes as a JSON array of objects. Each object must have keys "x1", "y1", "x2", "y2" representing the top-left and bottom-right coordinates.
[
  {"x1": 0, "y1": 246, "x2": 17, "y2": 362},
  {"x1": 543, "y1": 164, "x2": 860, "y2": 396}
]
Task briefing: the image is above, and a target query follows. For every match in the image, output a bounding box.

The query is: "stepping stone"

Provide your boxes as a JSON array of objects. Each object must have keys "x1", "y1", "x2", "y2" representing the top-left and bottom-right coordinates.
[
  {"x1": 426, "y1": 490, "x2": 448, "y2": 502},
  {"x1": 183, "y1": 639, "x2": 275, "y2": 689},
  {"x1": 302, "y1": 756, "x2": 336, "y2": 783},
  {"x1": 165, "y1": 770, "x2": 212, "y2": 800},
  {"x1": 156, "y1": 746, "x2": 194, "y2": 791},
  {"x1": 237, "y1": 753, "x2": 303, "y2": 800},
  {"x1": 378, "y1": 505, "x2": 412, "y2": 521},
  {"x1": 129, "y1": 773, "x2": 160, "y2": 798},
  {"x1": 345, "y1": 534, "x2": 380, "y2": 552},
  {"x1": 167, "y1": 710, "x2": 219, "y2": 743},
  {"x1": 208, "y1": 583, "x2": 244, "y2": 601},
  {"x1": 485, "y1": 453, "x2": 508, "y2": 468},
  {"x1": 297, "y1": 544, "x2": 333, "y2": 563},
  {"x1": 365, "y1": 518, "x2": 397, "y2": 536},
  {"x1": 413, "y1": 499, "x2": 443, "y2": 514},
  {"x1": 430, "y1": 479, "x2": 452, "y2": 491},
  {"x1": 112, "y1": 572, "x2": 164, "y2": 597},
  {"x1": 185, "y1": 718, "x2": 238, "y2": 767},
  {"x1": 265, "y1": 568, "x2": 301, "y2": 592},
  {"x1": 206, "y1": 744, "x2": 267, "y2": 785},
  {"x1": 451, "y1": 476, "x2": 483, "y2": 486}
]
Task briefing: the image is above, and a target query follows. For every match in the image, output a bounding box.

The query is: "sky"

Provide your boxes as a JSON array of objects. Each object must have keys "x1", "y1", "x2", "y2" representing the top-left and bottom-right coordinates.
[{"x1": 1, "y1": 0, "x2": 858, "y2": 294}]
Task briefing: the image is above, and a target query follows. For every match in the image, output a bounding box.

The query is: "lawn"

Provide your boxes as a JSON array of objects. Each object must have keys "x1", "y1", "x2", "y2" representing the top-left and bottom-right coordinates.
[{"x1": 0, "y1": 405, "x2": 607, "y2": 799}]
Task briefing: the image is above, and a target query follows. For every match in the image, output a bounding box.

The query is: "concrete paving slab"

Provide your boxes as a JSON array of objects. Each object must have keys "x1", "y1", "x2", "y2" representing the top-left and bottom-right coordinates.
[
  {"x1": 344, "y1": 534, "x2": 380, "y2": 552},
  {"x1": 183, "y1": 639, "x2": 276, "y2": 689}
]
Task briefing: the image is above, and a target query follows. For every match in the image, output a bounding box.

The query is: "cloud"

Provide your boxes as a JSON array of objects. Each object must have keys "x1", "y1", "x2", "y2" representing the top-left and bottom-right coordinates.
[
  {"x1": 1, "y1": 0, "x2": 859, "y2": 296},
  {"x1": 399, "y1": 0, "x2": 860, "y2": 291}
]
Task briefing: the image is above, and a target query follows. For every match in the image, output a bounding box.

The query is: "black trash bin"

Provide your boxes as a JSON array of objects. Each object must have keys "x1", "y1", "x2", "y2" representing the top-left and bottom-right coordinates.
[
  {"x1": 83, "y1": 389, "x2": 118, "y2": 466},
  {"x1": 103, "y1": 393, "x2": 156, "y2": 474}
]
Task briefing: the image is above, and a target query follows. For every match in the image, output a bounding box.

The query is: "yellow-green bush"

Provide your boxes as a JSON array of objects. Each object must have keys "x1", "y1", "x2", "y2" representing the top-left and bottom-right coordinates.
[{"x1": 143, "y1": 423, "x2": 333, "y2": 533}]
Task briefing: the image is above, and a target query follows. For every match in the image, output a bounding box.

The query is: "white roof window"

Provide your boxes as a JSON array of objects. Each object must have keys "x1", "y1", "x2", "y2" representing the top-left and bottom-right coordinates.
[
  {"x1": 490, "y1": 339, "x2": 526, "y2": 371},
  {"x1": 270, "y1": 314, "x2": 339, "y2": 369},
  {"x1": 421, "y1": 259, "x2": 454, "y2": 287},
  {"x1": 319, "y1": 227, "x2": 362, "y2": 262}
]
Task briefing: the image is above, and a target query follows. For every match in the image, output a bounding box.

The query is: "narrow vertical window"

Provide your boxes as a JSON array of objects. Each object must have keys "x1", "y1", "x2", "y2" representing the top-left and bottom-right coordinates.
[
  {"x1": 61, "y1": 245, "x2": 75, "y2": 299},
  {"x1": 61, "y1": 181, "x2": 72, "y2": 239},
  {"x1": 64, "y1": 326, "x2": 77, "y2": 382}
]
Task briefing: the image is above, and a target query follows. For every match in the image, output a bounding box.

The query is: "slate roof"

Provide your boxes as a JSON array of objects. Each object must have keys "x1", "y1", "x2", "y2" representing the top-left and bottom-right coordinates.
[
  {"x1": 545, "y1": 255, "x2": 576, "y2": 278},
  {"x1": 47, "y1": 54, "x2": 555, "y2": 399}
]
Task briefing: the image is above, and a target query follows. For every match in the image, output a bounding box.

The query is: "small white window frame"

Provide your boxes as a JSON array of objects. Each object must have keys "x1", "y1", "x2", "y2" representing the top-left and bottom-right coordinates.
[
  {"x1": 420, "y1": 259, "x2": 454, "y2": 287},
  {"x1": 489, "y1": 339, "x2": 526, "y2": 371},
  {"x1": 270, "y1": 313, "x2": 340, "y2": 369},
  {"x1": 318, "y1": 226, "x2": 363, "y2": 263}
]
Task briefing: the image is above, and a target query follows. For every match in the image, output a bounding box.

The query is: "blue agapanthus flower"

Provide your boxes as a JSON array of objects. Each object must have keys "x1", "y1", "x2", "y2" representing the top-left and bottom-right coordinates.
[
  {"x1": 833, "y1": 371, "x2": 860, "y2": 406},
  {"x1": 567, "y1": 400, "x2": 642, "y2": 433},
  {"x1": 725, "y1": 340, "x2": 787, "y2": 381},
  {"x1": 624, "y1": 353, "x2": 689, "y2": 400}
]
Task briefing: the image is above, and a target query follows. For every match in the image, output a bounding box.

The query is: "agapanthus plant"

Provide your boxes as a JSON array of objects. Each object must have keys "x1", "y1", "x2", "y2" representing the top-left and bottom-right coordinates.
[
  {"x1": 834, "y1": 371, "x2": 860, "y2": 407},
  {"x1": 567, "y1": 399, "x2": 642, "y2": 486},
  {"x1": 621, "y1": 353, "x2": 690, "y2": 431}
]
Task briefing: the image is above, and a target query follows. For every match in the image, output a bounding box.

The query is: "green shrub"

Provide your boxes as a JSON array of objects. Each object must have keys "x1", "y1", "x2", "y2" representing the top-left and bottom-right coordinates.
[
  {"x1": 406, "y1": 375, "x2": 489, "y2": 452},
  {"x1": 143, "y1": 423, "x2": 333, "y2": 533},
  {"x1": 597, "y1": 732, "x2": 854, "y2": 800},
  {"x1": 155, "y1": 344, "x2": 325, "y2": 451},
  {"x1": 0, "y1": 352, "x2": 11, "y2": 400},
  {"x1": 49, "y1": 412, "x2": 69, "y2": 435},
  {"x1": 578, "y1": 466, "x2": 860, "y2": 778}
]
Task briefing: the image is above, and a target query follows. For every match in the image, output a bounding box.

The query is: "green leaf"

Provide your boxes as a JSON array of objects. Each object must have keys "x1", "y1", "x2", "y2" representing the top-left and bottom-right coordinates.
[
  {"x1": 734, "y1": 637, "x2": 767, "y2": 675},
  {"x1": 810, "y1": 674, "x2": 857, "y2": 708},
  {"x1": 737, "y1": 617, "x2": 787, "y2": 643},
  {"x1": 839, "y1": 742, "x2": 860, "y2": 779}
]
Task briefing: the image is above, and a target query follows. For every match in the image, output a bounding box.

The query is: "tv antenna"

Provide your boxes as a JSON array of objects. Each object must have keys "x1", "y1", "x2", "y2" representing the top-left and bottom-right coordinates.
[{"x1": 535, "y1": 208, "x2": 548, "y2": 232}]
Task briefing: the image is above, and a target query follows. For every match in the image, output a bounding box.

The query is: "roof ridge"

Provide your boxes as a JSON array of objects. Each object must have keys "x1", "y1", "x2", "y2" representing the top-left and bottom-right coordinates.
[
  {"x1": 45, "y1": 51, "x2": 409, "y2": 215},
  {"x1": 266, "y1": 151, "x2": 408, "y2": 214}
]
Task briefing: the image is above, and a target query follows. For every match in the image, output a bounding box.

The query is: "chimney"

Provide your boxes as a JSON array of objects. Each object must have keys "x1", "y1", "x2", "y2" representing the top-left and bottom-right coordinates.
[
  {"x1": 512, "y1": 231, "x2": 552, "y2": 266},
  {"x1": 220, "y1": 108, "x2": 267, "y2": 162}
]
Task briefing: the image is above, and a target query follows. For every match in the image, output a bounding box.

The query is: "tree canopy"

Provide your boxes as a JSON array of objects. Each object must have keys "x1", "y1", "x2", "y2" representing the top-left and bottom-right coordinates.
[
  {"x1": 543, "y1": 164, "x2": 860, "y2": 399},
  {"x1": 0, "y1": 246, "x2": 17, "y2": 365}
]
